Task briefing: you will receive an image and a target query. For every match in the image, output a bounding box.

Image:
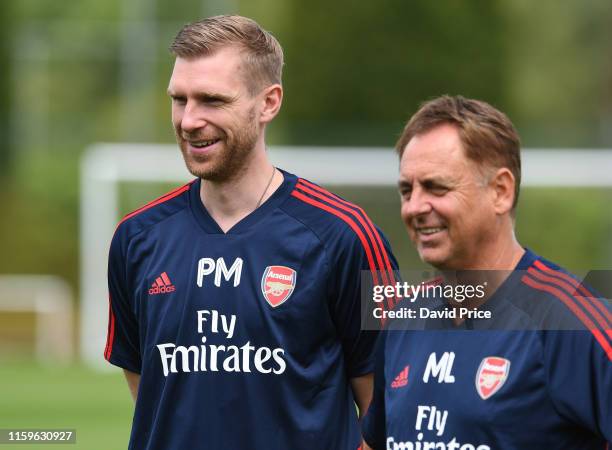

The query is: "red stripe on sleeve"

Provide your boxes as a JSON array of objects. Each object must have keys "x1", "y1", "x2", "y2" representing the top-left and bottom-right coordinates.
[
  {"x1": 295, "y1": 183, "x2": 389, "y2": 283},
  {"x1": 291, "y1": 189, "x2": 390, "y2": 325},
  {"x1": 104, "y1": 295, "x2": 116, "y2": 360},
  {"x1": 106, "y1": 183, "x2": 192, "y2": 361},
  {"x1": 104, "y1": 297, "x2": 110, "y2": 359},
  {"x1": 528, "y1": 267, "x2": 612, "y2": 334},
  {"x1": 533, "y1": 260, "x2": 612, "y2": 325},
  {"x1": 521, "y1": 275, "x2": 612, "y2": 361},
  {"x1": 104, "y1": 309, "x2": 109, "y2": 358},
  {"x1": 291, "y1": 190, "x2": 380, "y2": 285},
  {"x1": 297, "y1": 179, "x2": 396, "y2": 280},
  {"x1": 296, "y1": 179, "x2": 398, "y2": 308}
]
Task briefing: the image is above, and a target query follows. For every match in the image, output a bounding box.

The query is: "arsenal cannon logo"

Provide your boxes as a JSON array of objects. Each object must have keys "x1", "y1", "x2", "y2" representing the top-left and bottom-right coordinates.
[
  {"x1": 261, "y1": 266, "x2": 297, "y2": 307},
  {"x1": 475, "y1": 356, "x2": 511, "y2": 400}
]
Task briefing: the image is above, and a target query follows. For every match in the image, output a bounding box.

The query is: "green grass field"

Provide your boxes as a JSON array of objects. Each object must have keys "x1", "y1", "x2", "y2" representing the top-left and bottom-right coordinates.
[{"x1": 1, "y1": 361, "x2": 133, "y2": 449}]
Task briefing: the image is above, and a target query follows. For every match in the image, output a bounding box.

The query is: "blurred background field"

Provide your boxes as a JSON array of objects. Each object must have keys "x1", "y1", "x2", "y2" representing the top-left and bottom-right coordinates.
[
  {"x1": 0, "y1": 362, "x2": 132, "y2": 449},
  {"x1": 1, "y1": 0, "x2": 611, "y2": 449}
]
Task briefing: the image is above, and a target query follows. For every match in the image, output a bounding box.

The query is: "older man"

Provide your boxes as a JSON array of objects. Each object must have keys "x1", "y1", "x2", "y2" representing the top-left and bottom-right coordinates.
[
  {"x1": 363, "y1": 96, "x2": 611, "y2": 449},
  {"x1": 105, "y1": 15, "x2": 397, "y2": 449}
]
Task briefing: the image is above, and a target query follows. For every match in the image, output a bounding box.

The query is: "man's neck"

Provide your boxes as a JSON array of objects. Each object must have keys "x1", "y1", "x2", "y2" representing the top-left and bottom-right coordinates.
[
  {"x1": 199, "y1": 150, "x2": 283, "y2": 233},
  {"x1": 478, "y1": 234, "x2": 525, "y2": 271},
  {"x1": 447, "y1": 231, "x2": 525, "y2": 324},
  {"x1": 456, "y1": 221, "x2": 525, "y2": 271}
]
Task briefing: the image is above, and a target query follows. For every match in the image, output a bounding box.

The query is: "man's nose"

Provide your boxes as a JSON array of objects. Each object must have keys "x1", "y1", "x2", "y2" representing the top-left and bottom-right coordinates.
[
  {"x1": 180, "y1": 102, "x2": 207, "y2": 133},
  {"x1": 401, "y1": 188, "x2": 433, "y2": 222}
]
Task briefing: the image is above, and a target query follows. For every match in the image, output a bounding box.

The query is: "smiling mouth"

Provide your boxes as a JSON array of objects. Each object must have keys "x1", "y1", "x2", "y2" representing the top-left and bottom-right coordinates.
[
  {"x1": 189, "y1": 138, "x2": 221, "y2": 149},
  {"x1": 416, "y1": 226, "x2": 446, "y2": 235}
]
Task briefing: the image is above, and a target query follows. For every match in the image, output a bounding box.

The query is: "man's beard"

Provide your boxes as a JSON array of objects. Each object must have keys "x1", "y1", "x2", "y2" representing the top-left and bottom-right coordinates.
[{"x1": 179, "y1": 109, "x2": 259, "y2": 182}]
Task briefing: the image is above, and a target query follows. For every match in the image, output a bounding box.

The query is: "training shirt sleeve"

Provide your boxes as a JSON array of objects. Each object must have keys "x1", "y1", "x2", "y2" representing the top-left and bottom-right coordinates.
[
  {"x1": 105, "y1": 225, "x2": 142, "y2": 373},
  {"x1": 361, "y1": 330, "x2": 387, "y2": 449},
  {"x1": 329, "y1": 226, "x2": 399, "y2": 378},
  {"x1": 542, "y1": 329, "x2": 612, "y2": 441}
]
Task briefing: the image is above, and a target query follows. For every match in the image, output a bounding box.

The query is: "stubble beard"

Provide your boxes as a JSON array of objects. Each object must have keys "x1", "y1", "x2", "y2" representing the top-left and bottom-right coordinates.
[{"x1": 179, "y1": 108, "x2": 260, "y2": 183}]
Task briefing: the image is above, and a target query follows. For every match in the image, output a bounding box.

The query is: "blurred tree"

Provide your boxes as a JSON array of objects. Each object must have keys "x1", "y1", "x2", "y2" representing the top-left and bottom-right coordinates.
[
  {"x1": 502, "y1": 0, "x2": 612, "y2": 147},
  {"x1": 280, "y1": 0, "x2": 509, "y2": 146},
  {"x1": 0, "y1": 1, "x2": 11, "y2": 176}
]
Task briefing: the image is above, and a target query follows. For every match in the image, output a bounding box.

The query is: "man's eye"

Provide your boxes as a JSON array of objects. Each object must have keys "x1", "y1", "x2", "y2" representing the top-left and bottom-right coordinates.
[
  {"x1": 171, "y1": 96, "x2": 186, "y2": 105},
  {"x1": 199, "y1": 95, "x2": 225, "y2": 105},
  {"x1": 430, "y1": 186, "x2": 449, "y2": 195},
  {"x1": 399, "y1": 189, "x2": 412, "y2": 199}
]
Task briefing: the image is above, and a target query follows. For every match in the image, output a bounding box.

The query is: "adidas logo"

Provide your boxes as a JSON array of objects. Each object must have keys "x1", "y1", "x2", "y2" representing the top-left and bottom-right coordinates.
[
  {"x1": 149, "y1": 272, "x2": 176, "y2": 295},
  {"x1": 391, "y1": 365, "x2": 409, "y2": 389}
]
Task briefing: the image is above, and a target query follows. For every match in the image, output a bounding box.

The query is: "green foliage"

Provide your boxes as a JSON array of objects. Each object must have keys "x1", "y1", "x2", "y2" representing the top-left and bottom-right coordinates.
[
  {"x1": 0, "y1": 153, "x2": 79, "y2": 289},
  {"x1": 6, "y1": 0, "x2": 612, "y2": 151},
  {"x1": 280, "y1": 0, "x2": 508, "y2": 145},
  {"x1": 516, "y1": 188, "x2": 612, "y2": 270},
  {"x1": 0, "y1": 1, "x2": 11, "y2": 175},
  {"x1": 502, "y1": 0, "x2": 612, "y2": 146}
]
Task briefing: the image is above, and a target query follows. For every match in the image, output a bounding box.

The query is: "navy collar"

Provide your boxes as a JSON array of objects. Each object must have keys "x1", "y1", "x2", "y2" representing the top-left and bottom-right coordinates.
[
  {"x1": 515, "y1": 247, "x2": 538, "y2": 270},
  {"x1": 188, "y1": 168, "x2": 297, "y2": 235}
]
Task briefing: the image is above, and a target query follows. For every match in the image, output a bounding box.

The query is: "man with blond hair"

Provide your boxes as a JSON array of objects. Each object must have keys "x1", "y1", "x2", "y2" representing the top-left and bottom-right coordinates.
[
  {"x1": 363, "y1": 96, "x2": 610, "y2": 449},
  {"x1": 105, "y1": 15, "x2": 397, "y2": 449}
]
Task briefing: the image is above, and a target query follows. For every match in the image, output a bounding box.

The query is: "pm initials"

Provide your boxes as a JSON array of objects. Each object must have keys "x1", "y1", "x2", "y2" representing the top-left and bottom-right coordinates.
[
  {"x1": 197, "y1": 257, "x2": 243, "y2": 287},
  {"x1": 422, "y1": 352, "x2": 456, "y2": 383}
]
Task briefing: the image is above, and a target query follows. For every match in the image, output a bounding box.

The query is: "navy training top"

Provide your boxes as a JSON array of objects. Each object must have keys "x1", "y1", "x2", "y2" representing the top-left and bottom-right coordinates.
[
  {"x1": 105, "y1": 169, "x2": 399, "y2": 450},
  {"x1": 363, "y1": 249, "x2": 611, "y2": 450}
]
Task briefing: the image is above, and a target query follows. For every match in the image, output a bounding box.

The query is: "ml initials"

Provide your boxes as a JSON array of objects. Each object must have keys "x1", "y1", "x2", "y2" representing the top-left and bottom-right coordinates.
[
  {"x1": 422, "y1": 352, "x2": 456, "y2": 383},
  {"x1": 197, "y1": 257, "x2": 243, "y2": 287}
]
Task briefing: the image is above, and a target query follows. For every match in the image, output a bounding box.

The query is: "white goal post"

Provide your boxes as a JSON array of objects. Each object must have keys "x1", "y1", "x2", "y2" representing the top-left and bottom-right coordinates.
[{"x1": 80, "y1": 144, "x2": 612, "y2": 369}]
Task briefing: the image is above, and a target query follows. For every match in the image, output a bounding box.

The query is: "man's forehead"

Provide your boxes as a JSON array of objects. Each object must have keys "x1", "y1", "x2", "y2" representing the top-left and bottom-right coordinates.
[
  {"x1": 400, "y1": 149, "x2": 462, "y2": 181},
  {"x1": 398, "y1": 164, "x2": 457, "y2": 185},
  {"x1": 168, "y1": 48, "x2": 245, "y2": 90},
  {"x1": 399, "y1": 128, "x2": 478, "y2": 184},
  {"x1": 403, "y1": 124, "x2": 467, "y2": 159},
  {"x1": 404, "y1": 124, "x2": 464, "y2": 157}
]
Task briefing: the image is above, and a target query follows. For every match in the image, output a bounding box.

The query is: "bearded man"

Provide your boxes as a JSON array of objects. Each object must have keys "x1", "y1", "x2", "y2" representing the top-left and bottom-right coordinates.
[{"x1": 105, "y1": 15, "x2": 397, "y2": 450}]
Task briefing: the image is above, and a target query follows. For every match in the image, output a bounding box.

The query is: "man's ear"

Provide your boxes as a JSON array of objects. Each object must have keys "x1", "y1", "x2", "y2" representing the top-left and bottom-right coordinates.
[
  {"x1": 491, "y1": 167, "x2": 516, "y2": 215},
  {"x1": 259, "y1": 84, "x2": 283, "y2": 124}
]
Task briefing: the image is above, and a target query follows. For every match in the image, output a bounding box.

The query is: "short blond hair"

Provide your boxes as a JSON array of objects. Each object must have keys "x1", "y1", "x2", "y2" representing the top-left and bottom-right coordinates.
[{"x1": 170, "y1": 15, "x2": 284, "y2": 95}]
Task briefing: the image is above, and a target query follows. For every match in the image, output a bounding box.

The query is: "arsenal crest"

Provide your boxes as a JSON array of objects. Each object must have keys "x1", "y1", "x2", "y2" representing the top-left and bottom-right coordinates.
[
  {"x1": 261, "y1": 266, "x2": 297, "y2": 307},
  {"x1": 475, "y1": 356, "x2": 510, "y2": 400}
]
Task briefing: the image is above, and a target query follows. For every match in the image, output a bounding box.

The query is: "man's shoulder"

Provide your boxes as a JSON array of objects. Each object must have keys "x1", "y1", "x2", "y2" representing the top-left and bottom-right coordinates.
[
  {"x1": 516, "y1": 250, "x2": 610, "y2": 331},
  {"x1": 281, "y1": 174, "x2": 389, "y2": 247},
  {"x1": 113, "y1": 180, "x2": 194, "y2": 242},
  {"x1": 518, "y1": 251, "x2": 603, "y2": 303}
]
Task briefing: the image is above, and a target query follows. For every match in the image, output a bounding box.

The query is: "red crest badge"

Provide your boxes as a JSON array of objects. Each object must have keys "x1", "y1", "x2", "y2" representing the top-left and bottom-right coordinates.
[
  {"x1": 261, "y1": 266, "x2": 297, "y2": 307},
  {"x1": 475, "y1": 356, "x2": 510, "y2": 400}
]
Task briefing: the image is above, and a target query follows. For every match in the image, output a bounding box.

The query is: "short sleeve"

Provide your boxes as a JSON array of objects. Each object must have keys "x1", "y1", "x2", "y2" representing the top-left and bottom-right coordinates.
[
  {"x1": 329, "y1": 225, "x2": 399, "y2": 378},
  {"x1": 105, "y1": 225, "x2": 142, "y2": 373},
  {"x1": 542, "y1": 329, "x2": 611, "y2": 441},
  {"x1": 361, "y1": 331, "x2": 387, "y2": 449}
]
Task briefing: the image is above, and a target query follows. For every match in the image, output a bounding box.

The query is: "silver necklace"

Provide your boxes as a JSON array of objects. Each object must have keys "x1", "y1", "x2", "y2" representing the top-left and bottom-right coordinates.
[{"x1": 255, "y1": 166, "x2": 277, "y2": 209}]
